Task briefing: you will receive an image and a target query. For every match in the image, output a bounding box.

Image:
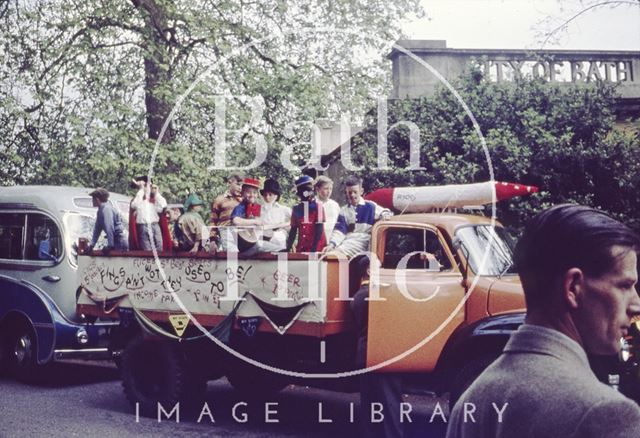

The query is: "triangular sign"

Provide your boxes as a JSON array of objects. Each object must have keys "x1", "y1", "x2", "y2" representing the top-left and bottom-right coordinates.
[{"x1": 168, "y1": 314, "x2": 190, "y2": 337}]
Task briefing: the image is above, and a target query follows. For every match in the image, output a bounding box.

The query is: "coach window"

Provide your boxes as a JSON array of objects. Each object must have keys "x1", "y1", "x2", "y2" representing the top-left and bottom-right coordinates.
[
  {"x1": 25, "y1": 213, "x2": 63, "y2": 261},
  {"x1": 0, "y1": 213, "x2": 26, "y2": 260},
  {"x1": 382, "y1": 227, "x2": 452, "y2": 271}
]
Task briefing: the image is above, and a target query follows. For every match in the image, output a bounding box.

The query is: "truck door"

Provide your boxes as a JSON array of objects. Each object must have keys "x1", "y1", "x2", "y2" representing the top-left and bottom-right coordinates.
[{"x1": 366, "y1": 223, "x2": 464, "y2": 372}]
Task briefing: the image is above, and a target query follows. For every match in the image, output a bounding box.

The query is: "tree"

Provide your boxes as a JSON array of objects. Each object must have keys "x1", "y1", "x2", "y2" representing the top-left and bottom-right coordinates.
[
  {"x1": 342, "y1": 70, "x2": 640, "y2": 232},
  {"x1": 0, "y1": 0, "x2": 423, "y2": 202}
]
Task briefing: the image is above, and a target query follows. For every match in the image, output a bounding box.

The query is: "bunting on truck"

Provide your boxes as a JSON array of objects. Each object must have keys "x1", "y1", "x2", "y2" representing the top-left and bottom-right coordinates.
[{"x1": 247, "y1": 291, "x2": 312, "y2": 335}]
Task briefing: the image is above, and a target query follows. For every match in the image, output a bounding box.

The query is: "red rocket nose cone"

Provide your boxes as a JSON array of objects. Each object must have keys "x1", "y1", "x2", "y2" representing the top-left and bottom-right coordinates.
[
  {"x1": 494, "y1": 181, "x2": 539, "y2": 201},
  {"x1": 365, "y1": 188, "x2": 394, "y2": 209}
]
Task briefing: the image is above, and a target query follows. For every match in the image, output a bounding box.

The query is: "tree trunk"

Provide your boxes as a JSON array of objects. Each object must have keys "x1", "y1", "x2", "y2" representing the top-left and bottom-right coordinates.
[{"x1": 131, "y1": 0, "x2": 174, "y2": 145}]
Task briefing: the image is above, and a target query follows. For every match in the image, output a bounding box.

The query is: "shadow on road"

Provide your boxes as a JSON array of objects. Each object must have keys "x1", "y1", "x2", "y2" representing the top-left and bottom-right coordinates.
[{"x1": 0, "y1": 360, "x2": 120, "y2": 388}]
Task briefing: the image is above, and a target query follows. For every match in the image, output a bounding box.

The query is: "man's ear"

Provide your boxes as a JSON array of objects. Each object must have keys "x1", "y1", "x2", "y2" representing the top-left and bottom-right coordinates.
[{"x1": 562, "y1": 267, "x2": 584, "y2": 310}]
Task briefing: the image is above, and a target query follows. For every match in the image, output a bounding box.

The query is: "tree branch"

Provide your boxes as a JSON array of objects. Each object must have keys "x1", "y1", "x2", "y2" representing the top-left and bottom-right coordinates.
[{"x1": 541, "y1": 1, "x2": 640, "y2": 48}]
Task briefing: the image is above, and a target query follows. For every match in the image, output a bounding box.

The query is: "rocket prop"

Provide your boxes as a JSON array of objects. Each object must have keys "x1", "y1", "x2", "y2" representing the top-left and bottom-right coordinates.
[{"x1": 365, "y1": 181, "x2": 538, "y2": 213}]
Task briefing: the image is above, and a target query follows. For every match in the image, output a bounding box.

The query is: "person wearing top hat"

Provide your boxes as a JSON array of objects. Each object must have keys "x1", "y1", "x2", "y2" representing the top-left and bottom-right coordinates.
[
  {"x1": 287, "y1": 175, "x2": 327, "y2": 253},
  {"x1": 175, "y1": 193, "x2": 207, "y2": 254},
  {"x1": 88, "y1": 188, "x2": 128, "y2": 253},
  {"x1": 259, "y1": 178, "x2": 291, "y2": 252}
]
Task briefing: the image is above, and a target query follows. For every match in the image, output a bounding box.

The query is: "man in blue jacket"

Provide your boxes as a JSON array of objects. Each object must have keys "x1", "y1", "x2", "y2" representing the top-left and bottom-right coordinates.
[{"x1": 89, "y1": 188, "x2": 128, "y2": 253}]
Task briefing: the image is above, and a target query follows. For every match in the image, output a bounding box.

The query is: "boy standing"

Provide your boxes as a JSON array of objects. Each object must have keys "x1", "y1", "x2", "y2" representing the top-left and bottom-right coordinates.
[
  {"x1": 314, "y1": 175, "x2": 340, "y2": 243},
  {"x1": 130, "y1": 176, "x2": 168, "y2": 252},
  {"x1": 210, "y1": 173, "x2": 243, "y2": 250}
]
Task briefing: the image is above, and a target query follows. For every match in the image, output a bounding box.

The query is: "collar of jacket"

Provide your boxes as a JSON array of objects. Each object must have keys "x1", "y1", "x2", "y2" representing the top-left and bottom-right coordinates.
[{"x1": 504, "y1": 324, "x2": 591, "y2": 370}]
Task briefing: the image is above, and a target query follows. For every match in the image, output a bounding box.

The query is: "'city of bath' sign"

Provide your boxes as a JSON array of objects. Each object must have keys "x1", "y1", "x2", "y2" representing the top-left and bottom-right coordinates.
[{"x1": 480, "y1": 59, "x2": 634, "y2": 83}]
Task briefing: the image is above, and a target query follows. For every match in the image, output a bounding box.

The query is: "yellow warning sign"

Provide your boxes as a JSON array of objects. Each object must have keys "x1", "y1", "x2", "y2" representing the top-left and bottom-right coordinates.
[{"x1": 168, "y1": 314, "x2": 190, "y2": 337}]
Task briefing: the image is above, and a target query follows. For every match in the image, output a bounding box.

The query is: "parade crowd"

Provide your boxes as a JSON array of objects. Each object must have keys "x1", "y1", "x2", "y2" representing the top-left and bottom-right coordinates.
[{"x1": 87, "y1": 173, "x2": 391, "y2": 258}]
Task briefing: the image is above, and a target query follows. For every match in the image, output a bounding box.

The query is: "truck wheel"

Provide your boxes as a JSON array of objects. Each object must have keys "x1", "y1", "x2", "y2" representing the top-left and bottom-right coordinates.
[
  {"x1": 449, "y1": 354, "x2": 497, "y2": 412},
  {"x1": 3, "y1": 321, "x2": 40, "y2": 382},
  {"x1": 226, "y1": 361, "x2": 289, "y2": 398},
  {"x1": 121, "y1": 337, "x2": 206, "y2": 418}
]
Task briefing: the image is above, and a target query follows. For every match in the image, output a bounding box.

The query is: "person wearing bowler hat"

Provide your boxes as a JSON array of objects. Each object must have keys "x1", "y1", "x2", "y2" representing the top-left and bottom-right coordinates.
[
  {"x1": 88, "y1": 188, "x2": 128, "y2": 253},
  {"x1": 259, "y1": 178, "x2": 291, "y2": 252},
  {"x1": 175, "y1": 193, "x2": 207, "y2": 254}
]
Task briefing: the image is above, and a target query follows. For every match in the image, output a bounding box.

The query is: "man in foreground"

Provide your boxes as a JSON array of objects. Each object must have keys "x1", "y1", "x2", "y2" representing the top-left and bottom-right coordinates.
[{"x1": 447, "y1": 204, "x2": 640, "y2": 437}]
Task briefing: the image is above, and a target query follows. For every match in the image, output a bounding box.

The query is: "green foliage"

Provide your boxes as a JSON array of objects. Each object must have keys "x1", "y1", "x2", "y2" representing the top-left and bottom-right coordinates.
[
  {"x1": 0, "y1": 0, "x2": 423, "y2": 205},
  {"x1": 347, "y1": 72, "x2": 640, "y2": 233}
]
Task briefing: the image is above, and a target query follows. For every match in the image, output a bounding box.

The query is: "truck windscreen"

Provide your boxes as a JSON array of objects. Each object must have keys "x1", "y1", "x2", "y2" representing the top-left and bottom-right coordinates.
[{"x1": 455, "y1": 225, "x2": 516, "y2": 276}]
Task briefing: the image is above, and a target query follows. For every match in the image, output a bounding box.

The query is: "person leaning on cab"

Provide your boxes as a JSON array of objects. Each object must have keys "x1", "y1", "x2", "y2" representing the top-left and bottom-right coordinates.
[
  {"x1": 174, "y1": 193, "x2": 207, "y2": 254},
  {"x1": 446, "y1": 204, "x2": 640, "y2": 438},
  {"x1": 88, "y1": 187, "x2": 128, "y2": 254},
  {"x1": 322, "y1": 175, "x2": 392, "y2": 258}
]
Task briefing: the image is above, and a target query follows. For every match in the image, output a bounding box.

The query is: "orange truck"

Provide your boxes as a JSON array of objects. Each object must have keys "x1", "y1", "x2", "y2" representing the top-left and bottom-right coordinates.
[{"x1": 76, "y1": 211, "x2": 526, "y2": 415}]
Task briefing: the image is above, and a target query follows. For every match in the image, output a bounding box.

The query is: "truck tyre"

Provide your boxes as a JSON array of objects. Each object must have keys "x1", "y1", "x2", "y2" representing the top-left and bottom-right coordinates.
[
  {"x1": 226, "y1": 361, "x2": 289, "y2": 398},
  {"x1": 121, "y1": 336, "x2": 206, "y2": 418},
  {"x1": 3, "y1": 320, "x2": 40, "y2": 382},
  {"x1": 449, "y1": 354, "x2": 498, "y2": 412}
]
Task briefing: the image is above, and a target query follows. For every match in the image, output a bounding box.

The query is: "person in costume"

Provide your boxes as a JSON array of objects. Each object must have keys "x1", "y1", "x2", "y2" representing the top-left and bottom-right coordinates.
[{"x1": 287, "y1": 175, "x2": 326, "y2": 253}]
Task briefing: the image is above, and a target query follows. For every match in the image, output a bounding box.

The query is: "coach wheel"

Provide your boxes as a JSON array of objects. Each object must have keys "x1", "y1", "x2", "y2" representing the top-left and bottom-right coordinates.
[
  {"x1": 4, "y1": 321, "x2": 40, "y2": 382},
  {"x1": 121, "y1": 336, "x2": 206, "y2": 418}
]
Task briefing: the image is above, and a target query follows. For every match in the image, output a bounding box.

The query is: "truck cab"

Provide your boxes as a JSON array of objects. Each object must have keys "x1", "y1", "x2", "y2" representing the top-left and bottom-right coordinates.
[
  {"x1": 0, "y1": 185, "x2": 130, "y2": 380},
  {"x1": 367, "y1": 214, "x2": 524, "y2": 372}
]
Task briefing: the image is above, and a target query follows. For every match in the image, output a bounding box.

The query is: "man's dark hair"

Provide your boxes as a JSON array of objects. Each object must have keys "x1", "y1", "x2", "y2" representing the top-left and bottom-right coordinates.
[
  {"x1": 514, "y1": 204, "x2": 639, "y2": 309},
  {"x1": 228, "y1": 173, "x2": 243, "y2": 183},
  {"x1": 344, "y1": 175, "x2": 362, "y2": 188}
]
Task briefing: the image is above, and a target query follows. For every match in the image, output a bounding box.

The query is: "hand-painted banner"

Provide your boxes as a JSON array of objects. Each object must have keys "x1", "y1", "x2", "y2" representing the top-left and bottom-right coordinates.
[{"x1": 77, "y1": 255, "x2": 327, "y2": 322}]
